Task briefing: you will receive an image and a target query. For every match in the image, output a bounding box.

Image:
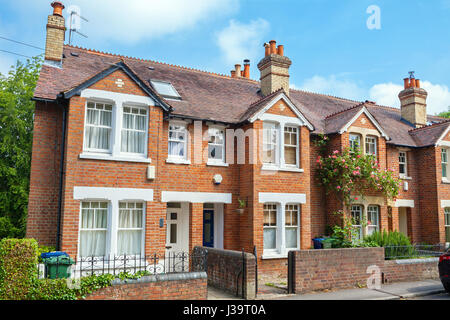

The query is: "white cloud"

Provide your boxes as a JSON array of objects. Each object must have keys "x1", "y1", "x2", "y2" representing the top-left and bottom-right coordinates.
[
  {"x1": 370, "y1": 81, "x2": 450, "y2": 114},
  {"x1": 216, "y1": 18, "x2": 269, "y2": 66},
  {"x1": 18, "y1": 0, "x2": 238, "y2": 44},
  {"x1": 299, "y1": 75, "x2": 450, "y2": 115},
  {"x1": 299, "y1": 75, "x2": 366, "y2": 101}
]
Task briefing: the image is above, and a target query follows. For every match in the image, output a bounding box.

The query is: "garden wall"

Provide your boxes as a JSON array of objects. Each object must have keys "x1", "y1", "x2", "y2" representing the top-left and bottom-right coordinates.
[
  {"x1": 84, "y1": 272, "x2": 207, "y2": 300},
  {"x1": 193, "y1": 247, "x2": 256, "y2": 299},
  {"x1": 288, "y1": 248, "x2": 439, "y2": 294}
]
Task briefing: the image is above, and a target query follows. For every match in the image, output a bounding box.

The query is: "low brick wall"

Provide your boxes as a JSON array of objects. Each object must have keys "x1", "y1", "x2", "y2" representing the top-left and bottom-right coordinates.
[
  {"x1": 288, "y1": 248, "x2": 439, "y2": 294},
  {"x1": 84, "y1": 272, "x2": 207, "y2": 300},
  {"x1": 193, "y1": 247, "x2": 256, "y2": 299}
]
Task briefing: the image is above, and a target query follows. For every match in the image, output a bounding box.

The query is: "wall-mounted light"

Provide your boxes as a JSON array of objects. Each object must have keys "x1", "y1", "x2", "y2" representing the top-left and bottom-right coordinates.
[{"x1": 213, "y1": 174, "x2": 223, "y2": 185}]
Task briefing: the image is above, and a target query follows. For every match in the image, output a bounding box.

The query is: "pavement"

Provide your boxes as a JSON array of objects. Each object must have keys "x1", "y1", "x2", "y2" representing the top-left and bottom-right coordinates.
[
  {"x1": 273, "y1": 279, "x2": 447, "y2": 300},
  {"x1": 207, "y1": 279, "x2": 448, "y2": 300}
]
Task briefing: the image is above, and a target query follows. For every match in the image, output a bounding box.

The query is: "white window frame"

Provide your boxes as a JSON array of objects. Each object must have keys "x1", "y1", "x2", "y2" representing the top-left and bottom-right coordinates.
[
  {"x1": 351, "y1": 205, "x2": 363, "y2": 240},
  {"x1": 77, "y1": 200, "x2": 146, "y2": 259},
  {"x1": 117, "y1": 201, "x2": 146, "y2": 257},
  {"x1": 262, "y1": 122, "x2": 279, "y2": 166},
  {"x1": 120, "y1": 105, "x2": 149, "y2": 157},
  {"x1": 285, "y1": 204, "x2": 300, "y2": 250},
  {"x1": 442, "y1": 148, "x2": 448, "y2": 180},
  {"x1": 365, "y1": 136, "x2": 377, "y2": 156},
  {"x1": 349, "y1": 134, "x2": 361, "y2": 152},
  {"x1": 83, "y1": 101, "x2": 114, "y2": 154},
  {"x1": 207, "y1": 125, "x2": 226, "y2": 166},
  {"x1": 399, "y1": 152, "x2": 408, "y2": 177},
  {"x1": 167, "y1": 120, "x2": 190, "y2": 164},
  {"x1": 367, "y1": 205, "x2": 380, "y2": 235},
  {"x1": 263, "y1": 203, "x2": 278, "y2": 254},
  {"x1": 445, "y1": 208, "x2": 450, "y2": 244},
  {"x1": 79, "y1": 201, "x2": 111, "y2": 258},
  {"x1": 284, "y1": 126, "x2": 300, "y2": 168}
]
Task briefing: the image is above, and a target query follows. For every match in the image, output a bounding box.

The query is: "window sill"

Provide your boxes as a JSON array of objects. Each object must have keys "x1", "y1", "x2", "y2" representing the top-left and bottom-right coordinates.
[
  {"x1": 207, "y1": 161, "x2": 229, "y2": 167},
  {"x1": 399, "y1": 176, "x2": 412, "y2": 180},
  {"x1": 261, "y1": 165, "x2": 304, "y2": 173},
  {"x1": 166, "y1": 158, "x2": 191, "y2": 165},
  {"x1": 79, "y1": 153, "x2": 152, "y2": 164},
  {"x1": 261, "y1": 252, "x2": 288, "y2": 260}
]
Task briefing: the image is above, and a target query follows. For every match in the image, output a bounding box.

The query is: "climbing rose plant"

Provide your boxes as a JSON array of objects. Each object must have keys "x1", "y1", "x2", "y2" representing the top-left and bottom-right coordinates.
[{"x1": 316, "y1": 147, "x2": 400, "y2": 206}]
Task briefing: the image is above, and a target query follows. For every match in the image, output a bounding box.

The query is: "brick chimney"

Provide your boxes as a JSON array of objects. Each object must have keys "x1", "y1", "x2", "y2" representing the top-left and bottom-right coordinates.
[
  {"x1": 45, "y1": 1, "x2": 66, "y2": 66},
  {"x1": 257, "y1": 40, "x2": 292, "y2": 96},
  {"x1": 399, "y1": 72, "x2": 428, "y2": 127}
]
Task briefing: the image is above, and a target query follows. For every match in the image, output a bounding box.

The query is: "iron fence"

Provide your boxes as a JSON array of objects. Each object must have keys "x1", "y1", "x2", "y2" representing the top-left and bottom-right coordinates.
[
  {"x1": 384, "y1": 244, "x2": 449, "y2": 260},
  {"x1": 38, "y1": 251, "x2": 207, "y2": 280}
]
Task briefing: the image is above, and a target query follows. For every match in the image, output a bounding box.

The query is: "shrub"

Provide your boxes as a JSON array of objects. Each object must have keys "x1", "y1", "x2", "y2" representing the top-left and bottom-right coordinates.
[
  {"x1": 0, "y1": 238, "x2": 39, "y2": 300},
  {"x1": 363, "y1": 230, "x2": 411, "y2": 247}
]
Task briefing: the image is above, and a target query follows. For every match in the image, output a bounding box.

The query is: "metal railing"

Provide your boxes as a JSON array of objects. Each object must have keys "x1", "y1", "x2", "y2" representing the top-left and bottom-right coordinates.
[
  {"x1": 39, "y1": 251, "x2": 207, "y2": 280},
  {"x1": 384, "y1": 244, "x2": 449, "y2": 260}
]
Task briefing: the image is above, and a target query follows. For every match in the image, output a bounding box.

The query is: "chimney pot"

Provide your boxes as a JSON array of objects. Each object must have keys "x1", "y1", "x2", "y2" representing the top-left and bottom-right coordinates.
[
  {"x1": 235, "y1": 64, "x2": 241, "y2": 78},
  {"x1": 243, "y1": 59, "x2": 250, "y2": 79},
  {"x1": 51, "y1": 1, "x2": 65, "y2": 17},
  {"x1": 403, "y1": 78, "x2": 410, "y2": 89},
  {"x1": 264, "y1": 43, "x2": 270, "y2": 57},
  {"x1": 415, "y1": 79, "x2": 420, "y2": 88},
  {"x1": 409, "y1": 78, "x2": 415, "y2": 88},
  {"x1": 269, "y1": 40, "x2": 277, "y2": 54},
  {"x1": 231, "y1": 70, "x2": 236, "y2": 78},
  {"x1": 277, "y1": 45, "x2": 284, "y2": 56}
]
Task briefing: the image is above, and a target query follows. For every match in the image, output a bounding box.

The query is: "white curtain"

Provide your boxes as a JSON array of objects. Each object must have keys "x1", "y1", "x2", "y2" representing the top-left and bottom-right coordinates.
[
  {"x1": 80, "y1": 208, "x2": 107, "y2": 257},
  {"x1": 117, "y1": 207, "x2": 143, "y2": 256},
  {"x1": 286, "y1": 227, "x2": 298, "y2": 248},
  {"x1": 86, "y1": 108, "x2": 111, "y2": 150},
  {"x1": 121, "y1": 112, "x2": 146, "y2": 154},
  {"x1": 264, "y1": 228, "x2": 276, "y2": 250}
]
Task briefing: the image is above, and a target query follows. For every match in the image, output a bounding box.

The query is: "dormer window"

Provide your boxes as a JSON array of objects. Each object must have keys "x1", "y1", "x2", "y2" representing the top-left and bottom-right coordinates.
[{"x1": 150, "y1": 80, "x2": 181, "y2": 100}]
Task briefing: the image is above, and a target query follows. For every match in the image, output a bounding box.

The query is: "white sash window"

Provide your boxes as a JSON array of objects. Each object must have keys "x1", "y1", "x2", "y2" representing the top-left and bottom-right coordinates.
[
  {"x1": 117, "y1": 202, "x2": 144, "y2": 256},
  {"x1": 84, "y1": 102, "x2": 113, "y2": 152},
  {"x1": 80, "y1": 201, "x2": 108, "y2": 258},
  {"x1": 121, "y1": 106, "x2": 148, "y2": 155}
]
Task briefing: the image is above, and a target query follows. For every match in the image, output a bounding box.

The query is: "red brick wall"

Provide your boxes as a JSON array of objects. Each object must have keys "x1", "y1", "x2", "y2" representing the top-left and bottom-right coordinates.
[
  {"x1": 84, "y1": 273, "x2": 207, "y2": 300},
  {"x1": 289, "y1": 248, "x2": 439, "y2": 294},
  {"x1": 26, "y1": 101, "x2": 63, "y2": 247}
]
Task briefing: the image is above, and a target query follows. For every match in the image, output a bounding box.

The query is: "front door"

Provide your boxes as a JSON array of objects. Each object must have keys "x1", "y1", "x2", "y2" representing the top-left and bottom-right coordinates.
[
  {"x1": 203, "y1": 210, "x2": 214, "y2": 248},
  {"x1": 165, "y1": 205, "x2": 189, "y2": 273},
  {"x1": 399, "y1": 207, "x2": 408, "y2": 236}
]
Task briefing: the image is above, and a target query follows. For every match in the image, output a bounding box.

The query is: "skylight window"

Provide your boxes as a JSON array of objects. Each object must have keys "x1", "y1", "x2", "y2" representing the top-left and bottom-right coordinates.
[{"x1": 150, "y1": 80, "x2": 181, "y2": 99}]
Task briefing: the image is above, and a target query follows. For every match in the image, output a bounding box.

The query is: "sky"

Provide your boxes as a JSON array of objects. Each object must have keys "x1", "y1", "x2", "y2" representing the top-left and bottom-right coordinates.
[{"x1": 0, "y1": 0, "x2": 449, "y2": 114}]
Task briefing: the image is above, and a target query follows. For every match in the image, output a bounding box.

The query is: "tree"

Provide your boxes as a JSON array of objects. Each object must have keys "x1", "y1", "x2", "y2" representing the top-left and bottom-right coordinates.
[
  {"x1": 0, "y1": 56, "x2": 42, "y2": 239},
  {"x1": 438, "y1": 108, "x2": 450, "y2": 118}
]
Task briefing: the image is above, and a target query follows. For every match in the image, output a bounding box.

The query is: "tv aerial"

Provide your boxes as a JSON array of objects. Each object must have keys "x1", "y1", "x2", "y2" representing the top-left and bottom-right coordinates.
[{"x1": 68, "y1": 8, "x2": 89, "y2": 45}]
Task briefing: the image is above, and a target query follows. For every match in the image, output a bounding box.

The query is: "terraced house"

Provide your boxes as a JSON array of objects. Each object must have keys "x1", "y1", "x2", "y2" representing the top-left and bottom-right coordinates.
[{"x1": 27, "y1": 2, "x2": 450, "y2": 279}]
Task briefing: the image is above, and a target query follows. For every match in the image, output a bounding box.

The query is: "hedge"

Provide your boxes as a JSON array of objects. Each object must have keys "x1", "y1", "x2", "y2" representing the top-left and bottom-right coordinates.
[{"x1": 0, "y1": 238, "x2": 39, "y2": 300}]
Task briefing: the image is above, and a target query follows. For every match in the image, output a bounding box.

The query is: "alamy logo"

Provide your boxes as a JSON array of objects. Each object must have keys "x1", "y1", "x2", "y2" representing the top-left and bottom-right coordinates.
[
  {"x1": 366, "y1": 265, "x2": 382, "y2": 290},
  {"x1": 366, "y1": 5, "x2": 381, "y2": 30}
]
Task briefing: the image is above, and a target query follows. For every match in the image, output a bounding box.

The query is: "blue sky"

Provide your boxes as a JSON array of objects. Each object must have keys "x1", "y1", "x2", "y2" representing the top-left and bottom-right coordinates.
[{"x1": 1, "y1": 0, "x2": 449, "y2": 114}]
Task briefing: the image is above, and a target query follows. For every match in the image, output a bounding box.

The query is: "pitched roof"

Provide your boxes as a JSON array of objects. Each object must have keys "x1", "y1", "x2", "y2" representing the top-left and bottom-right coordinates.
[
  {"x1": 409, "y1": 121, "x2": 450, "y2": 147},
  {"x1": 34, "y1": 45, "x2": 448, "y2": 147}
]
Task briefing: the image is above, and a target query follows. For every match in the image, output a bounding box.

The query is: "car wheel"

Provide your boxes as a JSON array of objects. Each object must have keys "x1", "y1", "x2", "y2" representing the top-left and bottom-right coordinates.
[{"x1": 444, "y1": 283, "x2": 450, "y2": 294}]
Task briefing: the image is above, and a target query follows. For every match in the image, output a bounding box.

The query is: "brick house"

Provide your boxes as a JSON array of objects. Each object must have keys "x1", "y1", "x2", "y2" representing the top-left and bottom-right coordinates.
[{"x1": 27, "y1": 2, "x2": 449, "y2": 278}]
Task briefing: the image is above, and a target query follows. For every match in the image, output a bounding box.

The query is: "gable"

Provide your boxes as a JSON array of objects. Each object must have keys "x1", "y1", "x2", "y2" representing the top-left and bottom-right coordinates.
[
  {"x1": 266, "y1": 99, "x2": 297, "y2": 118},
  {"x1": 349, "y1": 113, "x2": 379, "y2": 132},
  {"x1": 339, "y1": 106, "x2": 390, "y2": 140},
  {"x1": 89, "y1": 69, "x2": 148, "y2": 97}
]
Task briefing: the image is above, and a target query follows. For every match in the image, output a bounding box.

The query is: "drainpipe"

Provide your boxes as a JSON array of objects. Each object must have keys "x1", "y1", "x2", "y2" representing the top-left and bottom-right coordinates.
[{"x1": 56, "y1": 97, "x2": 67, "y2": 251}]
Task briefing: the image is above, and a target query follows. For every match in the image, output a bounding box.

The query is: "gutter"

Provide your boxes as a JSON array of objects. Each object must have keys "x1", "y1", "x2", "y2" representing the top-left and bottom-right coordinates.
[{"x1": 55, "y1": 96, "x2": 68, "y2": 251}]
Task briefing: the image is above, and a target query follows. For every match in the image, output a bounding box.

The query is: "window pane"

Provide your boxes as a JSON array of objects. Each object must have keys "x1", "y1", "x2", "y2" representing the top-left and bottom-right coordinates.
[
  {"x1": 80, "y1": 201, "x2": 108, "y2": 257},
  {"x1": 285, "y1": 146, "x2": 297, "y2": 165},
  {"x1": 286, "y1": 227, "x2": 298, "y2": 248},
  {"x1": 264, "y1": 228, "x2": 276, "y2": 249},
  {"x1": 117, "y1": 230, "x2": 142, "y2": 256},
  {"x1": 170, "y1": 224, "x2": 177, "y2": 244}
]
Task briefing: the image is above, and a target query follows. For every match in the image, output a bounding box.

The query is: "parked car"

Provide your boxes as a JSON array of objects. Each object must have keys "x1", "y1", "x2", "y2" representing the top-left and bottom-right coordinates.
[{"x1": 439, "y1": 248, "x2": 450, "y2": 294}]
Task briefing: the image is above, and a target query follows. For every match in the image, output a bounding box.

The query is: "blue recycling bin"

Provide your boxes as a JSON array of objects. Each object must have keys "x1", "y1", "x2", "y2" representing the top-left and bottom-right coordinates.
[
  {"x1": 40, "y1": 251, "x2": 69, "y2": 260},
  {"x1": 313, "y1": 238, "x2": 326, "y2": 249}
]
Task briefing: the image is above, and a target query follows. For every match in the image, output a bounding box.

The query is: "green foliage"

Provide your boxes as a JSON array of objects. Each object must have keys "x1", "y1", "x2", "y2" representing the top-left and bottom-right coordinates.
[
  {"x1": 37, "y1": 244, "x2": 56, "y2": 263},
  {"x1": 363, "y1": 230, "x2": 411, "y2": 247},
  {"x1": 0, "y1": 238, "x2": 39, "y2": 300},
  {"x1": 437, "y1": 108, "x2": 450, "y2": 118},
  {"x1": 316, "y1": 146, "x2": 400, "y2": 206},
  {"x1": 0, "y1": 56, "x2": 42, "y2": 239}
]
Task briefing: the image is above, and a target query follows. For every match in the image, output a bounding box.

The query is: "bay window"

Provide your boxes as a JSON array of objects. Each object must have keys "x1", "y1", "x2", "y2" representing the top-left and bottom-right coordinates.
[
  {"x1": 168, "y1": 122, "x2": 188, "y2": 161},
  {"x1": 84, "y1": 102, "x2": 113, "y2": 152},
  {"x1": 80, "y1": 201, "x2": 108, "y2": 258},
  {"x1": 121, "y1": 106, "x2": 148, "y2": 155}
]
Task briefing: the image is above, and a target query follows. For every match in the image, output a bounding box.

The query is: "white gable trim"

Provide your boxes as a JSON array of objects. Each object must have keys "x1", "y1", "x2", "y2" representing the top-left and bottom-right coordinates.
[
  {"x1": 338, "y1": 106, "x2": 390, "y2": 140},
  {"x1": 434, "y1": 124, "x2": 450, "y2": 147},
  {"x1": 248, "y1": 92, "x2": 314, "y2": 131},
  {"x1": 161, "y1": 191, "x2": 232, "y2": 204}
]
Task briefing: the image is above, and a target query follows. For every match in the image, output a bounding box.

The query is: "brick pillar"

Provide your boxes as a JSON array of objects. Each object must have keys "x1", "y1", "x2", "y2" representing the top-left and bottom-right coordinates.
[
  {"x1": 390, "y1": 206, "x2": 400, "y2": 231},
  {"x1": 190, "y1": 203, "x2": 203, "y2": 253},
  {"x1": 145, "y1": 201, "x2": 166, "y2": 256},
  {"x1": 380, "y1": 205, "x2": 389, "y2": 232}
]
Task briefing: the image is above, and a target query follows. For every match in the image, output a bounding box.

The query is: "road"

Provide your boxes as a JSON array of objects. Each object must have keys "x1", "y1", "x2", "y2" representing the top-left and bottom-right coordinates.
[{"x1": 408, "y1": 292, "x2": 450, "y2": 300}]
